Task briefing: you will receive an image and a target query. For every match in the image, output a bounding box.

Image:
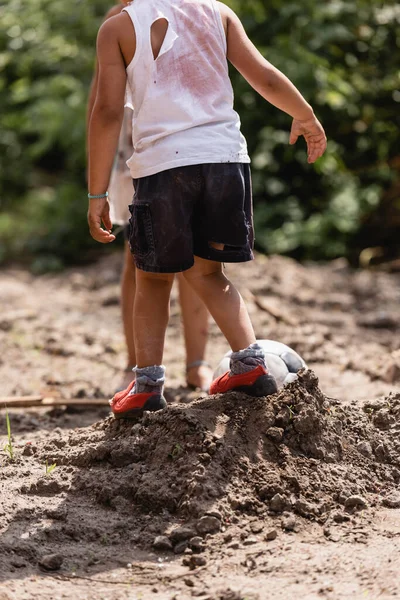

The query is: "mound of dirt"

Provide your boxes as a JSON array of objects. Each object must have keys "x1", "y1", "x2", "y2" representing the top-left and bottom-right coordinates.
[{"x1": 29, "y1": 370, "x2": 400, "y2": 550}]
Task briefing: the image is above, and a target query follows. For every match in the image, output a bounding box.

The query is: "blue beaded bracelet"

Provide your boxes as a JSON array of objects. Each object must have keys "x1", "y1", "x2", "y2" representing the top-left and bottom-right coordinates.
[{"x1": 88, "y1": 191, "x2": 108, "y2": 199}]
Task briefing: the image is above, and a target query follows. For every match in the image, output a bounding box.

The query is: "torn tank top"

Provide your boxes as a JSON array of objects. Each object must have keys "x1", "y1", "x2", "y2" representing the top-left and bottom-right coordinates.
[{"x1": 123, "y1": 0, "x2": 250, "y2": 179}]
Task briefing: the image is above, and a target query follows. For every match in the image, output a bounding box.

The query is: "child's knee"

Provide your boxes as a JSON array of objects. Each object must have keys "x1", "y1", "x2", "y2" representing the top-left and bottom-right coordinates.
[
  {"x1": 183, "y1": 256, "x2": 222, "y2": 281},
  {"x1": 136, "y1": 268, "x2": 174, "y2": 284}
]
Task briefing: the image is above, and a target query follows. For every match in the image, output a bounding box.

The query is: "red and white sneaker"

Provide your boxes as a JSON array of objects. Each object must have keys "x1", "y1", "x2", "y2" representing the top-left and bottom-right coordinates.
[
  {"x1": 111, "y1": 390, "x2": 167, "y2": 420},
  {"x1": 210, "y1": 364, "x2": 278, "y2": 397},
  {"x1": 110, "y1": 380, "x2": 136, "y2": 408}
]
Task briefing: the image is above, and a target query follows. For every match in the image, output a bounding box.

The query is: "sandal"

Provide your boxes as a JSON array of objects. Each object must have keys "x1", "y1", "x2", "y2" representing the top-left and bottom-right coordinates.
[{"x1": 186, "y1": 360, "x2": 213, "y2": 392}]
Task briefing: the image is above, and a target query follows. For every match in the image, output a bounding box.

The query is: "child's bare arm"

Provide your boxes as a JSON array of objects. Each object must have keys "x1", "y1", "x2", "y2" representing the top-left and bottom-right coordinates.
[
  {"x1": 86, "y1": 3, "x2": 124, "y2": 150},
  {"x1": 218, "y1": 2, "x2": 326, "y2": 163},
  {"x1": 87, "y1": 17, "x2": 126, "y2": 243}
]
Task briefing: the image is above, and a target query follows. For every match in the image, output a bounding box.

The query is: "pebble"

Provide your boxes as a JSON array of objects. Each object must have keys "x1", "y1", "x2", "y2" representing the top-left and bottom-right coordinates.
[
  {"x1": 265, "y1": 529, "x2": 278, "y2": 541},
  {"x1": 373, "y1": 409, "x2": 394, "y2": 431},
  {"x1": 169, "y1": 526, "x2": 197, "y2": 543},
  {"x1": 196, "y1": 515, "x2": 221, "y2": 535},
  {"x1": 182, "y1": 555, "x2": 207, "y2": 569},
  {"x1": 270, "y1": 493, "x2": 288, "y2": 513},
  {"x1": 266, "y1": 427, "x2": 284, "y2": 443},
  {"x1": 382, "y1": 495, "x2": 400, "y2": 509},
  {"x1": 38, "y1": 554, "x2": 63, "y2": 571},
  {"x1": 250, "y1": 522, "x2": 264, "y2": 534},
  {"x1": 227, "y1": 541, "x2": 240, "y2": 550},
  {"x1": 243, "y1": 537, "x2": 258, "y2": 546},
  {"x1": 205, "y1": 509, "x2": 223, "y2": 520},
  {"x1": 281, "y1": 514, "x2": 296, "y2": 531},
  {"x1": 189, "y1": 536, "x2": 204, "y2": 549},
  {"x1": 356, "y1": 441, "x2": 373, "y2": 458},
  {"x1": 174, "y1": 541, "x2": 188, "y2": 554},
  {"x1": 344, "y1": 495, "x2": 368, "y2": 511},
  {"x1": 153, "y1": 536, "x2": 173, "y2": 551}
]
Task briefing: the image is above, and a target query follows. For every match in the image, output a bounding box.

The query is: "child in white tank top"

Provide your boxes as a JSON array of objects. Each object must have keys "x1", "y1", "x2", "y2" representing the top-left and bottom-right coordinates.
[{"x1": 87, "y1": 0, "x2": 327, "y2": 418}]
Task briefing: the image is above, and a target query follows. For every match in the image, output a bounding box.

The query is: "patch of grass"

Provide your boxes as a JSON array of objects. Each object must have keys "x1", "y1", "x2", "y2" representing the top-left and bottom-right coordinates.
[
  {"x1": 45, "y1": 459, "x2": 57, "y2": 476},
  {"x1": 168, "y1": 443, "x2": 183, "y2": 460},
  {"x1": 4, "y1": 409, "x2": 15, "y2": 461},
  {"x1": 287, "y1": 405, "x2": 296, "y2": 421}
]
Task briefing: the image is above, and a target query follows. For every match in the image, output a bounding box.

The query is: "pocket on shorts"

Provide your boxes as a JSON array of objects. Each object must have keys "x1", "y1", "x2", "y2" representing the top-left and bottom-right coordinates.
[{"x1": 131, "y1": 203, "x2": 155, "y2": 259}]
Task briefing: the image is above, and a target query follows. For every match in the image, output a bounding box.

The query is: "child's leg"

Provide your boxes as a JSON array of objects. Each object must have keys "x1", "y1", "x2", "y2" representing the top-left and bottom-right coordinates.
[
  {"x1": 182, "y1": 255, "x2": 277, "y2": 397},
  {"x1": 182, "y1": 255, "x2": 255, "y2": 352},
  {"x1": 120, "y1": 241, "x2": 136, "y2": 366},
  {"x1": 133, "y1": 269, "x2": 175, "y2": 368},
  {"x1": 177, "y1": 273, "x2": 212, "y2": 391},
  {"x1": 112, "y1": 268, "x2": 173, "y2": 418}
]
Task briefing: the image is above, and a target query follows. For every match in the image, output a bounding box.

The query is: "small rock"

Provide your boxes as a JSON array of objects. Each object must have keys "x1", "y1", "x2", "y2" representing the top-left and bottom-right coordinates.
[
  {"x1": 266, "y1": 427, "x2": 284, "y2": 443},
  {"x1": 265, "y1": 529, "x2": 278, "y2": 541},
  {"x1": 250, "y1": 522, "x2": 263, "y2": 534},
  {"x1": 169, "y1": 526, "x2": 197, "y2": 543},
  {"x1": 184, "y1": 577, "x2": 195, "y2": 587},
  {"x1": 332, "y1": 511, "x2": 350, "y2": 523},
  {"x1": 205, "y1": 509, "x2": 223, "y2": 520},
  {"x1": 294, "y1": 499, "x2": 319, "y2": 518},
  {"x1": 22, "y1": 443, "x2": 35, "y2": 457},
  {"x1": 373, "y1": 409, "x2": 394, "y2": 431},
  {"x1": 243, "y1": 537, "x2": 258, "y2": 546},
  {"x1": 382, "y1": 495, "x2": 400, "y2": 509},
  {"x1": 196, "y1": 515, "x2": 221, "y2": 535},
  {"x1": 270, "y1": 493, "x2": 288, "y2": 513},
  {"x1": 153, "y1": 536, "x2": 173, "y2": 551},
  {"x1": 189, "y1": 536, "x2": 205, "y2": 551},
  {"x1": 227, "y1": 541, "x2": 240, "y2": 550},
  {"x1": 356, "y1": 441, "x2": 373, "y2": 458},
  {"x1": 174, "y1": 541, "x2": 188, "y2": 554},
  {"x1": 281, "y1": 514, "x2": 296, "y2": 531},
  {"x1": 344, "y1": 495, "x2": 368, "y2": 511},
  {"x1": 182, "y1": 555, "x2": 207, "y2": 569},
  {"x1": 38, "y1": 554, "x2": 63, "y2": 571}
]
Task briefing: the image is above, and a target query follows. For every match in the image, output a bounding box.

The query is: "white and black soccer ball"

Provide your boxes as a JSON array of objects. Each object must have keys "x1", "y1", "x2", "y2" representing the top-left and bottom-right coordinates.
[{"x1": 214, "y1": 339, "x2": 307, "y2": 390}]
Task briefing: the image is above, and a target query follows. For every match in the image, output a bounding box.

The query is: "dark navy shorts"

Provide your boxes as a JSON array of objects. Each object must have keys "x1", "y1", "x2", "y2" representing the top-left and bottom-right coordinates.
[{"x1": 127, "y1": 163, "x2": 254, "y2": 273}]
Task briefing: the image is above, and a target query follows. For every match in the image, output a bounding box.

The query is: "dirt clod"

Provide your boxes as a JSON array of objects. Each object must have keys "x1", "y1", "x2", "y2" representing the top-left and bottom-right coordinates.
[
  {"x1": 344, "y1": 495, "x2": 368, "y2": 511},
  {"x1": 265, "y1": 529, "x2": 278, "y2": 541},
  {"x1": 38, "y1": 553, "x2": 63, "y2": 571},
  {"x1": 153, "y1": 536, "x2": 173, "y2": 551},
  {"x1": 196, "y1": 516, "x2": 221, "y2": 535}
]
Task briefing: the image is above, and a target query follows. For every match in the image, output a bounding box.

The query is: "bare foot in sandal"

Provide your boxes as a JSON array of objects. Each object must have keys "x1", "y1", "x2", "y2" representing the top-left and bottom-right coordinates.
[
  {"x1": 115, "y1": 365, "x2": 135, "y2": 394},
  {"x1": 186, "y1": 360, "x2": 213, "y2": 392}
]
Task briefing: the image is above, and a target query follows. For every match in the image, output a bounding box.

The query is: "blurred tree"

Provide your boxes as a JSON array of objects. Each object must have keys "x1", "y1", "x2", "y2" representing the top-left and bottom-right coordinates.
[{"x1": 0, "y1": 0, "x2": 399, "y2": 267}]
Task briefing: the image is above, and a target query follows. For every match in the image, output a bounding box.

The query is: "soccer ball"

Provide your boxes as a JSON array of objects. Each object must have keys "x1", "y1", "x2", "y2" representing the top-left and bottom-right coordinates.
[{"x1": 214, "y1": 339, "x2": 307, "y2": 390}]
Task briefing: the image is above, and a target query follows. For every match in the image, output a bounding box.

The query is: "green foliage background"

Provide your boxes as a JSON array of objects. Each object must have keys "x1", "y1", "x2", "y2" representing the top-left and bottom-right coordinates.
[{"x1": 1, "y1": 0, "x2": 399, "y2": 269}]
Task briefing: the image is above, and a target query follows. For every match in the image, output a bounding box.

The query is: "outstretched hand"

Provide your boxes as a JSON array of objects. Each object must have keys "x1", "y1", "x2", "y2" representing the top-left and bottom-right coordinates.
[
  {"x1": 87, "y1": 197, "x2": 116, "y2": 243},
  {"x1": 289, "y1": 116, "x2": 327, "y2": 163}
]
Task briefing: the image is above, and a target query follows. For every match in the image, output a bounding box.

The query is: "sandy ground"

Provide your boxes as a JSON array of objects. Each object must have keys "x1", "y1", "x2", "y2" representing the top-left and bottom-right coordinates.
[{"x1": 1, "y1": 252, "x2": 400, "y2": 600}]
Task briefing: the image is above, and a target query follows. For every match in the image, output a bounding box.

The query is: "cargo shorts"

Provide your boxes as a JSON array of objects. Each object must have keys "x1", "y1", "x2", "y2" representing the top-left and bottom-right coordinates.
[{"x1": 127, "y1": 163, "x2": 254, "y2": 273}]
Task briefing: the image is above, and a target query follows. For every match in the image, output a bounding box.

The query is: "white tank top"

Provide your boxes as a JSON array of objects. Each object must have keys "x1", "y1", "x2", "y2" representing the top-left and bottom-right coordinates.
[{"x1": 123, "y1": 0, "x2": 250, "y2": 179}]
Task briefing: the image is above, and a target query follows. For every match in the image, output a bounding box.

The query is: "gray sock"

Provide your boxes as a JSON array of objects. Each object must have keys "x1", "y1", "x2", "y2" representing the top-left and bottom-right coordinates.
[
  {"x1": 130, "y1": 365, "x2": 165, "y2": 395},
  {"x1": 230, "y1": 343, "x2": 266, "y2": 375}
]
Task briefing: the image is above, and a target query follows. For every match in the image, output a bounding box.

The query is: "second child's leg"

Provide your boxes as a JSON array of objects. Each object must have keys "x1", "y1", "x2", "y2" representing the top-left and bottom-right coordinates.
[{"x1": 177, "y1": 274, "x2": 212, "y2": 391}]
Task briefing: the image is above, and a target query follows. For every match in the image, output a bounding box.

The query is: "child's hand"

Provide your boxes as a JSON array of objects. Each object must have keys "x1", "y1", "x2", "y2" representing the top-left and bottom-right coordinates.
[
  {"x1": 87, "y1": 198, "x2": 116, "y2": 243},
  {"x1": 289, "y1": 116, "x2": 327, "y2": 163}
]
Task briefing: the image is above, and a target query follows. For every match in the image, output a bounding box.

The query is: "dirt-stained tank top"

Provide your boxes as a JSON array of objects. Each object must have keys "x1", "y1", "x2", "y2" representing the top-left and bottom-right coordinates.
[{"x1": 123, "y1": 0, "x2": 250, "y2": 179}]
